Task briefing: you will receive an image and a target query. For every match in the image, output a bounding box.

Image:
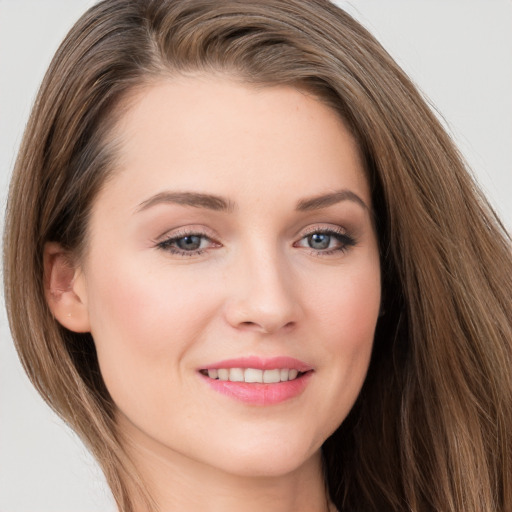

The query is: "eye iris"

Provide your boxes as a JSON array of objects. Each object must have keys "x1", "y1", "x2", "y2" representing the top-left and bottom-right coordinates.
[
  {"x1": 308, "y1": 233, "x2": 330, "y2": 250},
  {"x1": 177, "y1": 235, "x2": 202, "y2": 251}
]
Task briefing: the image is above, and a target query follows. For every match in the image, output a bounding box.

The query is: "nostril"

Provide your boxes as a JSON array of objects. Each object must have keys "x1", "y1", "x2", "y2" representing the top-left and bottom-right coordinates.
[{"x1": 236, "y1": 320, "x2": 296, "y2": 334}]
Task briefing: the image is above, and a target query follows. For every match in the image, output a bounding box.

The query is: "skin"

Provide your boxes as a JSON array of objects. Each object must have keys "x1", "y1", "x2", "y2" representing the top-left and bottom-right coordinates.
[{"x1": 46, "y1": 76, "x2": 381, "y2": 511}]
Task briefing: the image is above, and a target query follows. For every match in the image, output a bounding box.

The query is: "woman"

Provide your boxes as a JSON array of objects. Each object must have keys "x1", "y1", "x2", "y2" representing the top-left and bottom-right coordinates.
[{"x1": 3, "y1": 0, "x2": 512, "y2": 511}]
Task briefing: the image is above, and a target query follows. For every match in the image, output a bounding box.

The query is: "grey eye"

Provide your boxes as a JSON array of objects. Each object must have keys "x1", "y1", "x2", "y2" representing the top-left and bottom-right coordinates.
[
  {"x1": 176, "y1": 235, "x2": 203, "y2": 251},
  {"x1": 307, "y1": 233, "x2": 331, "y2": 250}
]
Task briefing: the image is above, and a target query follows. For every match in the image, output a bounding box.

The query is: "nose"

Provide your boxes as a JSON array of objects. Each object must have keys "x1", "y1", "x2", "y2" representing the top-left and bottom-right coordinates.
[{"x1": 223, "y1": 245, "x2": 302, "y2": 335}]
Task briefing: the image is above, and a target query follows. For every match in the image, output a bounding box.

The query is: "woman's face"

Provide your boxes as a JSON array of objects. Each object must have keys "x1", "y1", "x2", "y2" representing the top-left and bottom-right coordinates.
[{"x1": 74, "y1": 76, "x2": 381, "y2": 477}]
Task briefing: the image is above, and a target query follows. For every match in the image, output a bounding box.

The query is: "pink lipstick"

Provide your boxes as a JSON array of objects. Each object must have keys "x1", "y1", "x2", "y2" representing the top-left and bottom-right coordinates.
[{"x1": 198, "y1": 356, "x2": 313, "y2": 406}]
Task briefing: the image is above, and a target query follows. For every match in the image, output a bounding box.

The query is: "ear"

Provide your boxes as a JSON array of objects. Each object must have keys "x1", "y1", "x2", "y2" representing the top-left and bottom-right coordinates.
[{"x1": 43, "y1": 242, "x2": 91, "y2": 333}]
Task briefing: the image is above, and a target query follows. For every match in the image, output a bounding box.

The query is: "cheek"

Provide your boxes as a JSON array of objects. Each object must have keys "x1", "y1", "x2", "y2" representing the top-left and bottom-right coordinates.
[
  {"x1": 306, "y1": 255, "x2": 380, "y2": 422},
  {"x1": 83, "y1": 255, "x2": 220, "y2": 404},
  {"x1": 312, "y1": 256, "x2": 381, "y2": 350},
  {"x1": 87, "y1": 256, "x2": 213, "y2": 349}
]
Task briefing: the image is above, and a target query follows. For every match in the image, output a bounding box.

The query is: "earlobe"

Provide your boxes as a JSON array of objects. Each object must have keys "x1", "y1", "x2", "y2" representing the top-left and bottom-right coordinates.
[{"x1": 43, "y1": 242, "x2": 91, "y2": 333}]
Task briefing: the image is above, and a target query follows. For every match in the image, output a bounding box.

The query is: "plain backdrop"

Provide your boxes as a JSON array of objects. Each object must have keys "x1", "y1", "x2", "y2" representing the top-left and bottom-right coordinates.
[{"x1": 1, "y1": 1, "x2": 511, "y2": 511}]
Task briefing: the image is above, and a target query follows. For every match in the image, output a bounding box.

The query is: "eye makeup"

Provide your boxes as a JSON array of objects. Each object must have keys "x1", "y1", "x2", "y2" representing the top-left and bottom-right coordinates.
[{"x1": 154, "y1": 224, "x2": 357, "y2": 258}]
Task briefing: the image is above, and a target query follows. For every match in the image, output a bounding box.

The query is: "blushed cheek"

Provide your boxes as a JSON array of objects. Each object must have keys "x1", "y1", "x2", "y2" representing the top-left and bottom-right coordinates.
[
  {"x1": 318, "y1": 267, "x2": 380, "y2": 360},
  {"x1": 83, "y1": 265, "x2": 193, "y2": 414},
  {"x1": 85, "y1": 258, "x2": 213, "y2": 367}
]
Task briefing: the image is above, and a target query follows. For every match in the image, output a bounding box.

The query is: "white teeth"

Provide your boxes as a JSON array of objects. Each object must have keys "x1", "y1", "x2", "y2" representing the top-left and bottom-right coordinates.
[
  {"x1": 229, "y1": 368, "x2": 244, "y2": 382},
  {"x1": 263, "y1": 369, "x2": 281, "y2": 383},
  {"x1": 205, "y1": 368, "x2": 303, "y2": 383},
  {"x1": 217, "y1": 369, "x2": 229, "y2": 381},
  {"x1": 244, "y1": 368, "x2": 263, "y2": 383}
]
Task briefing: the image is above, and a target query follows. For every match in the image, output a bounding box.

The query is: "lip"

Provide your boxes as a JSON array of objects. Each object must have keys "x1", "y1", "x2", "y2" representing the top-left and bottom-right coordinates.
[
  {"x1": 200, "y1": 356, "x2": 313, "y2": 372},
  {"x1": 198, "y1": 356, "x2": 314, "y2": 406}
]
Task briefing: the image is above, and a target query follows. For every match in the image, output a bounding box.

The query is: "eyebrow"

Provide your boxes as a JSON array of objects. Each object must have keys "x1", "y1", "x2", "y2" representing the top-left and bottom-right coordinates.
[
  {"x1": 295, "y1": 189, "x2": 369, "y2": 212},
  {"x1": 136, "y1": 188, "x2": 369, "y2": 214},
  {"x1": 136, "y1": 191, "x2": 236, "y2": 213}
]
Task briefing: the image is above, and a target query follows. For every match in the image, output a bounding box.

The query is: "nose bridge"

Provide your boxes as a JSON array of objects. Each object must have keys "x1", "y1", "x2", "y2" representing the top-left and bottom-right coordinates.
[{"x1": 224, "y1": 234, "x2": 300, "y2": 333}]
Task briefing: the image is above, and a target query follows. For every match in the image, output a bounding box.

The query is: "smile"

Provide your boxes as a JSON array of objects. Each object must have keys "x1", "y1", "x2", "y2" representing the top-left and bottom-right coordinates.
[
  {"x1": 198, "y1": 356, "x2": 313, "y2": 405},
  {"x1": 200, "y1": 368, "x2": 302, "y2": 383}
]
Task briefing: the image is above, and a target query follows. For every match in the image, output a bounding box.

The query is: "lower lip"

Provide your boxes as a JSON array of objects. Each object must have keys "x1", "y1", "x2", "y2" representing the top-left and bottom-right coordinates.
[{"x1": 199, "y1": 372, "x2": 313, "y2": 406}]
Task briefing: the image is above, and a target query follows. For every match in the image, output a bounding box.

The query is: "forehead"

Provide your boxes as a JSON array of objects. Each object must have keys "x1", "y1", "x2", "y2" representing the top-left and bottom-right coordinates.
[{"x1": 99, "y1": 75, "x2": 370, "y2": 212}]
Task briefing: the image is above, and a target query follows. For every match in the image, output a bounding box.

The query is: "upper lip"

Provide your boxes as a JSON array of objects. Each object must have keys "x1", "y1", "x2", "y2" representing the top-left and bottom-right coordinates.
[{"x1": 199, "y1": 356, "x2": 313, "y2": 372}]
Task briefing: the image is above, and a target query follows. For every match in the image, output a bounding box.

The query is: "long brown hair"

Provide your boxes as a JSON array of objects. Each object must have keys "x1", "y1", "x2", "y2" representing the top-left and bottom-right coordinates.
[{"x1": 4, "y1": 1, "x2": 512, "y2": 510}]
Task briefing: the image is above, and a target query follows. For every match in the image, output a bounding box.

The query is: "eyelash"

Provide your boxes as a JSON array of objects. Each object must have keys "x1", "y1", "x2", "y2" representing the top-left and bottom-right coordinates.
[
  {"x1": 295, "y1": 227, "x2": 356, "y2": 256},
  {"x1": 156, "y1": 227, "x2": 356, "y2": 257},
  {"x1": 156, "y1": 229, "x2": 217, "y2": 257}
]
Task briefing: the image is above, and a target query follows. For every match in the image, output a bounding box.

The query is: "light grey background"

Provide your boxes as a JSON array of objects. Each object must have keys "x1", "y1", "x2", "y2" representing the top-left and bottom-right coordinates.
[{"x1": 1, "y1": 1, "x2": 511, "y2": 511}]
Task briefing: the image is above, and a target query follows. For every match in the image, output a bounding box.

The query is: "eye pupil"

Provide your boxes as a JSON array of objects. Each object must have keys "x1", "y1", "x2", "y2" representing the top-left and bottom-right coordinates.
[
  {"x1": 308, "y1": 233, "x2": 330, "y2": 250},
  {"x1": 177, "y1": 235, "x2": 202, "y2": 250}
]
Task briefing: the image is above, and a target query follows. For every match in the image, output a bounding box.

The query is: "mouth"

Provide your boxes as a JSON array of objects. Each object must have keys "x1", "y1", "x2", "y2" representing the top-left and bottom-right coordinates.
[
  {"x1": 199, "y1": 367, "x2": 307, "y2": 383},
  {"x1": 198, "y1": 357, "x2": 314, "y2": 405}
]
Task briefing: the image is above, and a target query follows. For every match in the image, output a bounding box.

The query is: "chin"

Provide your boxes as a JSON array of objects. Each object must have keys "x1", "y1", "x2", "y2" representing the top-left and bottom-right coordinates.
[{"x1": 203, "y1": 437, "x2": 322, "y2": 479}]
